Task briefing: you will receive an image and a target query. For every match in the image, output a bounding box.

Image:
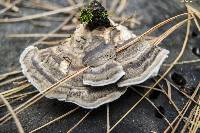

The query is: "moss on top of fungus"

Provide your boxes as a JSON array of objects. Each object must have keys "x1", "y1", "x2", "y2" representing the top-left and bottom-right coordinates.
[{"x1": 80, "y1": 0, "x2": 111, "y2": 30}]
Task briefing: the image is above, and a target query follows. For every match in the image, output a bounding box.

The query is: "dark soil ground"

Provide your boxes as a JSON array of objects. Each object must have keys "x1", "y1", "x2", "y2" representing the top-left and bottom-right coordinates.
[{"x1": 0, "y1": 0, "x2": 199, "y2": 133}]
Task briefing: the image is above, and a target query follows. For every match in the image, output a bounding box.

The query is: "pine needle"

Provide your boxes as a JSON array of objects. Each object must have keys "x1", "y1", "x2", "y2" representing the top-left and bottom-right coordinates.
[
  {"x1": 1, "y1": 83, "x2": 31, "y2": 97},
  {"x1": 189, "y1": 96, "x2": 200, "y2": 132},
  {"x1": 108, "y1": 12, "x2": 192, "y2": 133},
  {"x1": 0, "y1": 76, "x2": 26, "y2": 87},
  {"x1": 0, "y1": 0, "x2": 21, "y2": 15},
  {"x1": 116, "y1": 13, "x2": 189, "y2": 53},
  {"x1": 28, "y1": 0, "x2": 64, "y2": 11},
  {"x1": 7, "y1": 33, "x2": 71, "y2": 38},
  {"x1": 131, "y1": 87, "x2": 174, "y2": 130},
  {"x1": 106, "y1": 104, "x2": 110, "y2": 133},
  {"x1": 166, "y1": 80, "x2": 172, "y2": 103},
  {"x1": 0, "y1": 94, "x2": 24, "y2": 133},
  {"x1": 0, "y1": 12, "x2": 191, "y2": 126},
  {"x1": 152, "y1": 18, "x2": 192, "y2": 46},
  {"x1": 169, "y1": 83, "x2": 199, "y2": 133},
  {"x1": 0, "y1": 0, "x2": 20, "y2": 13},
  {"x1": 163, "y1": 59, "x2": 200, "y2": 66},
  {"x1": 66, "y1": 110, "x2": 92, "y2": 133},
  {"x1": 0, "y1": 67, "x2": 89, "y2": 125},
  {"x1": 0, "y1": 4, "x2": 83, "y2": 23},
  {"x1": 163, "y1": 78, "x2": 200, "y2": 106},
  {"x1": 0, "y1": 70, "x2": 22, "y2": 81},
  {"x1": 29, "y1": 107, "x2": 79, "y2": 133},
  {"x1": 33, "y1": 14, "x2": 74, "y2": 45}
]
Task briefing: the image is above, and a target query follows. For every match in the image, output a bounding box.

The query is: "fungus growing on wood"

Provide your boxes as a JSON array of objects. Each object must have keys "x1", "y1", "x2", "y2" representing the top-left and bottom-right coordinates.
[{"x1": 20, "y1": 1, "x2": 169, "y2": 109}]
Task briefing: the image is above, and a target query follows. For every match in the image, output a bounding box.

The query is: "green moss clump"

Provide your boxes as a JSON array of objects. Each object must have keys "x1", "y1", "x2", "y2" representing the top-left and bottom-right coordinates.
[
  {"x1": 80, "y1": 0, "x2": 111, "y2": 30},
  {"x1": 80, "y1": 8, "x2": 93, "y2": 24}
]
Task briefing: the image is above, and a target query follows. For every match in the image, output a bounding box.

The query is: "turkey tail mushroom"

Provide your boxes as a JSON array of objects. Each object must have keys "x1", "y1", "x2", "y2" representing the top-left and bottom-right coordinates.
[
  {"x1": 83, "y1": 60, "x2": 125, "y2": 86},
  {"x1": 20, "y1": 17, "x2": 169, "y2": 109},
  {"x1": 117, "y1": 40, "x2": 169, "y2": 87}
]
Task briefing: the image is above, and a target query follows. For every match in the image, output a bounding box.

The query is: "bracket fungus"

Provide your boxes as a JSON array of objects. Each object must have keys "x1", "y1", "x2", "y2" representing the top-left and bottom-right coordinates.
[{"x1": 20, "y1": 0, "x2": 169, "y2": 109}]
